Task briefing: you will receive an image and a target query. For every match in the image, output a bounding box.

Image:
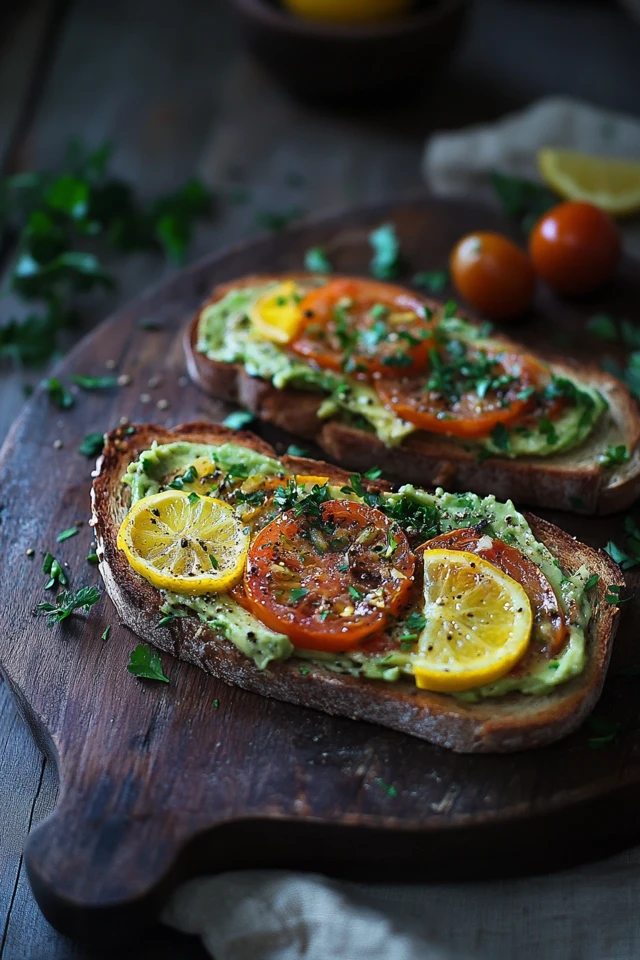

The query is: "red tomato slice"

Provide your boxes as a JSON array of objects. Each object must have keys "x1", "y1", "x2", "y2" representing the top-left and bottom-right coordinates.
[
  {"x1": 376, "y1": 346, "x2": 546, "y2": 440},
  {"x1": 244, "y1": 499, "x2": 415, "y2": 651},
  {"x1": 290, "y1": 278, "x2": 433, "y2": 378},
  {"x1": 421, "y1": 528, "x2": 567, "y2": 656}
]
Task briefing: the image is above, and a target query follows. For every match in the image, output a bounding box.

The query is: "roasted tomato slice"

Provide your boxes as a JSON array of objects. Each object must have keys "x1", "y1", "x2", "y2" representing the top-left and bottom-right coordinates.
[
  {"x1": 290, "y1": 278, "x2": 433, "y2": 378},
  {"x1": 421, "y1": 528, "x2": 567, "y2": 656},
  {"x1": 375, "y1": 344, "x2": 544, "y2": 440},
  {"x1": 244, "y1": 499, "x2": 415, "y2": 651}
]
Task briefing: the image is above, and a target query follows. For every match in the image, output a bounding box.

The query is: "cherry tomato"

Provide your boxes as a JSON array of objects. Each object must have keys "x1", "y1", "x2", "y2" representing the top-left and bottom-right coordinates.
[
  {"x1": 421, "y1": 528, "x2": 567, "y2": 656},
  {"x1": 290, "y1": 278, "x2": 433, "y2": 378},
  {"x1": 529, "y1": 201, "x2": 621, "y2": 296},
  {"x1": 450, "y1": 232, "x2": 535, "y2": 320},
  {"x1": 244, "y1": 499, "x2": 415, "y2": 651},
  {"x1": 375, "y1": 348, "x2": 543, "y2": 440}
]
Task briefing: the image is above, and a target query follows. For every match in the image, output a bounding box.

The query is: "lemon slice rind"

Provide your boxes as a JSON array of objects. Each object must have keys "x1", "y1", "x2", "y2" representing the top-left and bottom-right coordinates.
[
  {"x1": 413, "y1": 549, "x2": 532, "y2": 693},
  {"x1": 538, "y1": 148, "x2": 640, "y2": 217},
  {"x1": 117, "y1": 491, "x2": 249, "y2": 596}
]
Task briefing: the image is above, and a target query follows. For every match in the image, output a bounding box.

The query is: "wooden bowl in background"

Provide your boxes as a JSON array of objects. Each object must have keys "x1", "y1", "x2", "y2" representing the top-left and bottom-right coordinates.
[{"x1": 229, "y1": 0, "x2": 471, "y2": 106}]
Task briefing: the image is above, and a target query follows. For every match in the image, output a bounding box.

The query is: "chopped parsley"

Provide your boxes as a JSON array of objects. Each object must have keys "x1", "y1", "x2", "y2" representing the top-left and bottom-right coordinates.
[
  {"x1": 289, "y1": 587, "x2": 308, "y2": 603},
  {"x1": 43, "y1": 552, "x2": 68, "y2": 589},
  {"x1": 79, "y1": 432, "x2": 105, "y2": 457},
  {"x1": 169, "y1": 465, "x2": 198, "y2": 489},
  {"x1": 299, "y1": 666, "x2": 311, "y2": 676},
  {"x1": 598, "y1": 445, "x2": 630, "y2": 468},
  {"x1": 70, "y1": 374, "x2": 118, "y2": 390},
  {"x1": 584, "y1": 574, "x2": 599, "y2": 591},
  {"x1": 37, "y1": 585, "x2": 100, "y2": 626},
  {"x1": 187, "y1": 492, "x2": 200, "y2": 504},
  {"x1": 286, "y1": 444, "x2": 310, "y2": 458},
  {"x1": 222, "y1": 410, "x2": 254, "y2": 430},
  {"x1": 304, "y1": 247, "x2": 333, "y2": 273},
  {"x1": 86, "y1": 552, "x2": 99, "y2": 565},
  {"x1": 101, "y1": 625, "x2": 111, "y2": 642},
  {"x1": 348, "y1": 585, "x2": 362, "y2": 600},
  {"x1": 412, "y1": 270, "x2": 449, "y2": 293},
  {"x1": 44, "y1": 377, "x2": 74, "y2": 409},
  {"x1": 57, "y1": 526, "x2": 80, "y2": 543},
  {"x1": 209, "y1": 554, "x2": 219, "y2": 570},
  {"x1": 538, "y1": 418, "x2": 558, "y2": 446},
  {"x1": 586, "y1": 313, "x2": 618, "y2": 341},
  {"x1": 375, "y1": 777, "x2": 398, "y2": 798},
  {"x1": 369, "y1": 223, "x2": 401, "y2": 281},
  {"x1": 127, "y1": 643, "x2": 170, "y2": 683},
  {"x1": 490, "y1": 422, "x2": 510, "y2": 451}
]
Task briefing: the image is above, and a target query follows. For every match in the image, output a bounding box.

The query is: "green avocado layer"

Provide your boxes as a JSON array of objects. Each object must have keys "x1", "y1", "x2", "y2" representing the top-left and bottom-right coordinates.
[
  {"x1": 123, "y1": 441, "x2": 594, "y2": 700},
  {"x1": 196, "y1": 284, "x2": 606, "y2": 455}
]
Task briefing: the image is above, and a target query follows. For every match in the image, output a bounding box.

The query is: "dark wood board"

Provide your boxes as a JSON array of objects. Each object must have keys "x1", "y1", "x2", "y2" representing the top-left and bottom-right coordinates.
[{"x1": 2, "y1": 196, "x2": 640, "y2": 946}]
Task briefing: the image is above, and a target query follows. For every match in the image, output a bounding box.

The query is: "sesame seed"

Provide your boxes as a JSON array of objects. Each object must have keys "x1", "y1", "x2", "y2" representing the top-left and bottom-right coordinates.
[
  {"x1": 140, "y1": 393, "x2": 151, "y2": 404},
  {"x1": 157, "y1": 398, "x2": 170, "y2": 410},
  {"x1": 105, "y1": 359, "x2": 117, "y2": 370},
  {"x1": 178, "y1": 376, "x2": 189, "y2": 387},
  {"x1": 119, "y1": 416, "x2": 129, "y2": 426},
  {"x1": 117, "y1": 374, "x2": 131, "y2": 387},
  {"x1": 25, "y1": 548, "x2": 34, "y2": 557},
  {"x1": 53, "y1": 439, "x2": 63, "y2": 449},
  {"x1": 148, "y1": 376, "x2": 161, "y2": 388}
]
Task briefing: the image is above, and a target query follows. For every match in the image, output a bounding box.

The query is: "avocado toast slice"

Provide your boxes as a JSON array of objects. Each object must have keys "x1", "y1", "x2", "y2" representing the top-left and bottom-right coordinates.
[
  {"x1": 185, "y1": 273, "x2": 640, "y2": 515},
  {"x1": 92, "y1": 422, "x2": 622, "y2": 753}
]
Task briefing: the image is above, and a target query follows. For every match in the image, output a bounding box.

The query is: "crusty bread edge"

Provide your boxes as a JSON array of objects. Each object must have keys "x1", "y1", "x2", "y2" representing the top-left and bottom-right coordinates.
[
  {"x1": 183, "y1": 273, "x2": 640, "y2": 515},
  {"x1": 91, "y1": 423, "x2": 623, "y2": 754}
]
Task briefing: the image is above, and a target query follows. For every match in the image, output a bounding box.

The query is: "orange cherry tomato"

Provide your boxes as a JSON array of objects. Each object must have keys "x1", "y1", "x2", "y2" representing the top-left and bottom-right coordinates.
[
  {"x1": 450, "y1": 232, "x2": 535, "y2": 320},
  {"x1": 244, "y1": 499, "x2": 415, "y2": 651},
  {"x1": 290, "y1": 278, "x2": 433, "y2": 378},
  {"x1": 421, "y1": 528, "x2": 567, "y2": 656},
  {"x1": 375, "y1": 347, "x2": 543, "y2": 440},
  {"x1": 529, "y1": 201, "x2": 621, "y2": 296}
]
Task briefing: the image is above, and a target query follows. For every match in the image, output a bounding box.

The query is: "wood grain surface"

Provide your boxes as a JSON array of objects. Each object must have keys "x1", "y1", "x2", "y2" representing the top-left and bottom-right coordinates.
[
  {"x1": 2, "y1": 1, "x2": 640, "y2": 957},
  {"x1": 0, "y1": 196, "x2": 639, "y2": 945}
]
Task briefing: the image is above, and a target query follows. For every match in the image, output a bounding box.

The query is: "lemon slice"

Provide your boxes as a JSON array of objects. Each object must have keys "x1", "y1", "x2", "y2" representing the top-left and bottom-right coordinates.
[
  {"x1": 538, "y1": 148, "x2": 640, "y2": 216},
  {"x1": 249, "y1": 280, "x2": 303, "y2": 344},
  {"x1": 413, "y1": 550, "x2": 532, "y2": 693},
  {"x1": 117, "y1": 491, "x2": 249, "y2": 596}
]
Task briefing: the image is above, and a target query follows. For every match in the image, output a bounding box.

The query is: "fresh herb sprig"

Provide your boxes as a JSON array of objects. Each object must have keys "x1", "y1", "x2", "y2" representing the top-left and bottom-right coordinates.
[
  {"x1": 127, "y1": 643, "x2": 170, "y2": 683},
  {"x1": 0, "y1": 139, "x2": 211, "y2": 366},
  {"x1": 37, "y1": 585, "x2": 100, "y2": 626}
]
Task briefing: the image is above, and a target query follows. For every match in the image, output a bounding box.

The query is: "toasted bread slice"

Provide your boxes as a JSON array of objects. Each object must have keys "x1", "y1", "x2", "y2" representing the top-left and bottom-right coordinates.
[
  {"x1": 184, "y1": 273, "x2": 640, "y2": 515},
  {"x1": 91, "y1": 423, "x2": 623, "y2": 753}
]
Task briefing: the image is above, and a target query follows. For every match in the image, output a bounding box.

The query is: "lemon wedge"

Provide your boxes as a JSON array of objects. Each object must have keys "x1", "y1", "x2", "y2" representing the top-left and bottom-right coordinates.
[
  {"x1": 249, "y1": 280, "x2": 303, "y2": 344},
  {"x1": 413, "y1": 550, "x2": 532, "y2": 693},
  {"x1": 117, "y1": 491, "x2": 249, "y2": 596},
  {"x1": 538, "y1": 148, "x2": 640, "y2": 216}
]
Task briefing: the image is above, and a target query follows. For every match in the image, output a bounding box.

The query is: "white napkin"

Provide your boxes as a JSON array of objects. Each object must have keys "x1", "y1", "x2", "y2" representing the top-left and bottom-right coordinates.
[{"x1": 163, "y1": 98, "x2": 640, "y2": 959}]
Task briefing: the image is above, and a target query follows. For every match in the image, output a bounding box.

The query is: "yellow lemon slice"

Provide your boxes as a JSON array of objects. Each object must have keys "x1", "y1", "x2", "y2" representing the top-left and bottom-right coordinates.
[
  {"x1": 117, "y1": 491, "x2": 249, "y2": 596},
  {"x1": 282, "y1": 0, "x2": 412, "y2": 24},
  {"x1": 538, "y1": 148, "x2": 640, "y2": 216},
  {"x1": 413, "y1": 550, "x2": 532, "y2": 693},
  {"x1": 249, "y1": 280, "x2": 303, "y2": 344}
]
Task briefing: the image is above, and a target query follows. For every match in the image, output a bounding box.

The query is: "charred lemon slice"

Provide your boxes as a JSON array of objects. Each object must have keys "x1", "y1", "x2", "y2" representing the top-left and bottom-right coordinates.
[
  {"x1": 413, "y1": 549, "x2": 532, "y2": 693},
  {"x1": 117, "y1": 491, "x2": 249, "y2": 596},
  {"x1": 249, "y1": 280, "x2": 303, "y2": 344}
]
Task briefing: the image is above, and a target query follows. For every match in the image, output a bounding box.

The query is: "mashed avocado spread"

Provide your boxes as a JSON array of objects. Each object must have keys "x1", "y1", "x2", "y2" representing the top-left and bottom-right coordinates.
[
  {"x1": 196, "y1": 284, "x2": 606, "y2": 455},
  {"x1": 122, "y1": 441, "x2": 594, "y2": 700}
]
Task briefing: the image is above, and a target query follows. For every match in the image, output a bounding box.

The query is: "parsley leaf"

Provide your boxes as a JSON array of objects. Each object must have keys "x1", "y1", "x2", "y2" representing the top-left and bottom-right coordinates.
[
  {"x1": 370, "y1": 223, "x2": 401, "y2": 280},
  {"x1": 599, "y1": 445, "x2": 630, "y2": 468},
  {"x1": 223, "y1": 410, "x2": 254, "y2": 430},
  {"x1": 70, "y1": 374, "x2": 118, "y2": 390},
  {"x1": 304, "y1": 247, "x2": 333, "y2": 273},
  {"x1": 57, "y1": 526, "x2": 79, "y2": 543},
  {"x1": 44, "y1": 377, "x2": 74, "y2": 409},
  {"x1": 36, "y1": 585, "x2": 100, "y2": 626},
  {"x1": 587, "y1": 313, "x2": 618, "y2": 341},
  {"x1": 79, "y1": 432, "x2": 105, "y2": 457},
  {"x1": 101, "y1": 625, "x2": 111, "y2": 641},
  {"x1": 404, "y1": 611, "x2": 427, "y2": 632},
  {"x1": 490, "y1": 422, "x2": 510, "y2": 451},
  {"x1": 375, "y1": 777, "x2": 398, "y2": 798},
  {"x1": 127, "y1": 643, "x2": 170, "y2": 683},
  {"x1": 412, "y1": 270, "x2": 449, "y2": 293},
  {"x1": 289, "y1": 587, "x2": 308, "y2": 603},
  {"x1": 584, "y1": 574, "x2": 599, "y2": 591},
  {"x1": 43, "y1": 552, "x2": 68, "y2": 589}
]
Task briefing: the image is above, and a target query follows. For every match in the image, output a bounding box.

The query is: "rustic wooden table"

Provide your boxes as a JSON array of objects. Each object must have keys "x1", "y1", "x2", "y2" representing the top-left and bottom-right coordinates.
[{"x1": 1, "y1": 1, "x2": 639, "y2": 957}]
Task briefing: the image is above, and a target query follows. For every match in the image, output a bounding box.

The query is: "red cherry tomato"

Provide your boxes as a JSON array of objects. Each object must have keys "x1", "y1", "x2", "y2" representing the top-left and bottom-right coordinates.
[
  {"x1": 450, "y1": 232, "x2": 535, "y2": 320},
  {"x1": 529, "y1": 201, "x2": 621, "y2": 296}
]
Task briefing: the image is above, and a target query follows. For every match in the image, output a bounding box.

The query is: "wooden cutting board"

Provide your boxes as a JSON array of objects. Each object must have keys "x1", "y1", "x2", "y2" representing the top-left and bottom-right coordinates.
[{"x1": 2, "y1": 195, "x2": 640, "y2": 945}]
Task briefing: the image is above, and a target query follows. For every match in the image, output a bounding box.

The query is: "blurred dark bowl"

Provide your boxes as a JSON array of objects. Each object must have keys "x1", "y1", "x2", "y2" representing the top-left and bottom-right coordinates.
[{"x1": 230, "y1": 0, "x2": 471, "y2": 106}]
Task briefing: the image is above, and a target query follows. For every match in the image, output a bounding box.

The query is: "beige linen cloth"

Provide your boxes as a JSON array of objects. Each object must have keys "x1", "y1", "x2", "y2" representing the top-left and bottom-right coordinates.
[{"x1": 162, "y1": 99, "x2": 640, "y2": 960}]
